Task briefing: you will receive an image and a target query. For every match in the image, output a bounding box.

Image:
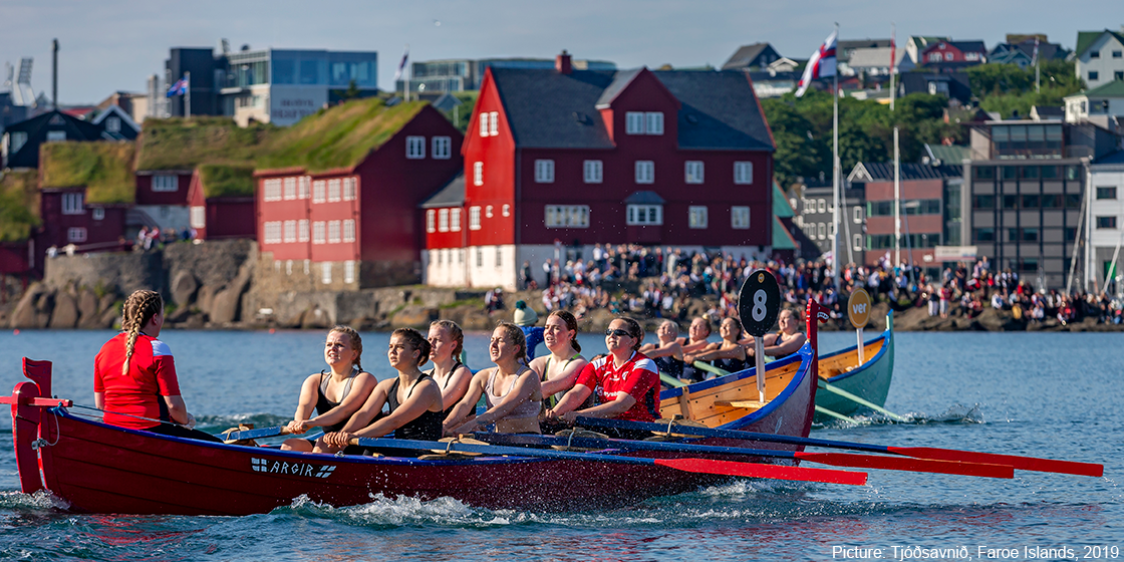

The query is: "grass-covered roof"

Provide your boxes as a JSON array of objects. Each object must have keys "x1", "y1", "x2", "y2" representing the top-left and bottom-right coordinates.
[
  {"x1": 260, "y1": 98, "x2": 427, "y2": 172},
  {"x1": 136, "y1": 116, "x2": 275, "y2": 171},
  {"x1": 0, "y1": 169, "x2": 40, "y2": 242},
  {"x1": 199, "y1": 164, "x2": 255, "y2": 198},
  {"x1": 40, "y1": 141, "x2": 136, "y2": 204}
]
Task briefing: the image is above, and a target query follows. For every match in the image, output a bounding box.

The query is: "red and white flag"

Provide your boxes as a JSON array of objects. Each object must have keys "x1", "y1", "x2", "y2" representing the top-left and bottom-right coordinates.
[
  {"x1": 394, "y1": 46, "x2": 409, "y2": 82},
  {"x1": 796, "y1": 30, "x2": 838, "y2": 97}
]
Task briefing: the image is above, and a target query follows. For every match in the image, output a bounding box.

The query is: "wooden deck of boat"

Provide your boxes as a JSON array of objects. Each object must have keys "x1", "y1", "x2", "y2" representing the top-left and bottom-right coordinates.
[
  {"x1": 659, "y1": 360, "x2": 801, "y2": 428},
  {"x1": 818, "y1": 338, "x2": 885, "y2": 380}
]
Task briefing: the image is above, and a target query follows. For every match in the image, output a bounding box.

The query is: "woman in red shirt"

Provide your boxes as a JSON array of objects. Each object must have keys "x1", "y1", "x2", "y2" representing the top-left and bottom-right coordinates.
[{"x1": 94, "y1": 290, "x2": 217, "y2": 441}]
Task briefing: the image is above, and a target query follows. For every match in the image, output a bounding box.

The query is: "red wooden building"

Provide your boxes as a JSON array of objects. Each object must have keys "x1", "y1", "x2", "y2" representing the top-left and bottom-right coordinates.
[
  {"x1": 424, "y1": 51, "x2": 776, "y2": 290},
  {"x1": 132, "y1": 169, "x2": 193, "y2": 232},
  {"x1": 186, "y1": 167, "x2": 256, "y2": 240},
  {"x1": 918, "y1": 40, "x2": 988, "y2": 72},
  {"x1": 255, "y1": 101, "x2": 463, "y2": 288}
]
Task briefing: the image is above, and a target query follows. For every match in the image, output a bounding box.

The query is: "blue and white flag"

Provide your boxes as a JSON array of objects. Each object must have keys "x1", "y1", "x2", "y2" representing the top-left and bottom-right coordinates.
[
  {"x1": 393, "y1": 46, "x2": 409, "y2": 82},
  {"x1": 166, "y1": 76, "x2": 188, "y2": 97}
]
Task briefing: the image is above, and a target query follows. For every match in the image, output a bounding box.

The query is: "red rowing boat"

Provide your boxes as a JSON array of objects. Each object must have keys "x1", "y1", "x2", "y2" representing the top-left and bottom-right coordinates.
[{"x1": 2, "y1": 302, "x2": 829, "y2": 515}]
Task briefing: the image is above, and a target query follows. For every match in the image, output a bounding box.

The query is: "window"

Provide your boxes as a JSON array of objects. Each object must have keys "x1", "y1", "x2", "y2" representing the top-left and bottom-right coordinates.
[
  {"x1": 965, "y1": 52, "x2": 980, "y2": 61},
  {"x1": 451, "y1": 209, "x2": 461, "y2": 231},
  {"x1": 264, "y1": 222, "x2": 282, "y2": 244},
  {"x1": 1089, "y1": 71, "x2": 1099, "y2": 81},
  {"x1": 406, "y1": 136, "x2": 426, "y2": 159},
  {"x1": 974, "y1": 166, "x2": 995, "y2": 180},
  {"x1": 944, "y1": 52, "x2": 954, "y2": 61},
  {"x1": 343, "y1": 178, "x2": 357, "y2": 201},
  {"x1": 1097, "y1": 216, "x2": 1118, "y2": 229},
  {"x1": 972, "y1": 195, "x2": 996, "y2": 209},
  {"x1": 626, "y1": 204, "x2": 663, "y2": 225},
  {"x1": 635, "y1": 161, "x2": 654, "y2": 184},
  {"x1": 61, "y1": 192, "x2": 84, "y2": 215},
  {"x1": 328, "y1": 220, "x2": 341, "y2": 243},
  {"x1": 688, "y1": 206, "x2": 708, "y2": 228},
  {"x1": 476, "y1": 248, "x2": 483, "y2": 267},
  {"x1": 313, "y1": 221, "x2": 326, "y2": 244},
  {"x1": 432, "y1": 136, "x2": 451, "y2": 159},
  {"x1": 973, "y1": 228, "x2": 995, "y2": 243},
  {"x1": 299, "y1": 176, "x2": 311, "y2": 199},
  {"x1": 312, "y1": 180, "x2": 326, "y2": 203},
  {"x1": 545, "y1": 205, "x2": 590, "y2": 228},
  {"x1": 343, "y1": 219, "x2": 355, "y2": 242},
  {"x1": 817, "y1": 199, "x2": 827, "y2": 213},
  {"x1": 584, "y1": 160, "x2": 603, "y2": 183},
  {"x1": 283, "y1": 177, "x2": 297, "y2": 200},
  {"x1": 725, "y1": 162, "x2": 753, "y2": 187},
  {"x1": 853, "y1": 206, "x2": 863, "y2": 223},
  {"x1": 321, "y1": 262, "x2": 332, "y2": 284},
  {"x1": 1117, "y1": 71, "x2": 1124, "y2": 81},
  {"x1": 853, "y1": 234, "x2": 863, "y2": 251},
  {"x1": 1098, "y1": 187, "x2": 1118, "y2": 200},
  {"x1": 626, "y1": 112, "x2": 644, "y2": 134},
  {"x1": 9, "y1": 131, "x2": 27, "y2": 153},
  {"x1": 105, "y1": 116, "x2": 121, "y2": 133},
  {"x1": 1115, "y1": 51, "x2": 1123, "y2": 59},
  {"x1": 486, "y1": 205, "x2": 493, "y2": 218},
  {"x1": 438, "y1": 209, "x2": 449, "y2": 232},
  {"x1": 1091, "y1": 50, "x2": 1101, "y2": 59},
  {"x1": 495, "y1": 247, "x2": 502, "y2": 267},
  {"x1": 1041, "y1": 194, "x2": 1060, "y2": 208},
  {"x1": 502, "y1": 205, "x2": 510, "y2": 217},
  {"x1": 473, "y1": 162, "x2": 483, "y2": 186},
  {"x1": 1002, "y1": 195, "x2": 1018, "y2": 209},
  {"x1": 479, "y1": 113, "x2": 489, "y2": 137},
  {"x1": 1021, "y1": 194, "x2": 1040, "y2": 209},
  {"x1": 645, "y1": 112, "x2": 664, "y2": 135},
  {"x1": 535, "y1": 160, "x2": 555, "y2": 183},
  {"x1": 929, "y1": 53, "x2": 942, "y2": 63},
  {"x1": 46, "y1": 130, "x2": 66, "y2": 142},
  {"x1": 67, "y1": 227, "x2": 87, "y2": 243},
  {"x1": 327, "y1": 179, "x2": 341, "y2": 202},
  {"x1": 427, "y1": 210, "x2": 436, "y2": 233},
  {"x1": 344, "y1": 261, "x2": 355, "y2": 284},
  {"x1": 189, "y1": 207, "x2": 203, "y2": 228},
  {"x1": 283, "y1": 220, "x2": 297, "y2": 243},
  {"x1": 488, "y1": 112, "x2": 498, "y2": 136},
  {"x1": 153, "y1": 174, "x2": 179, "y2": 192},
  {"x1": 685, "y1": 161, "x2": 704, "y2": 184},
  {"x1": 469, "y1": 206, "x2": 481, "y2": 230},
  {"x1": 817, "y1": 223, "x2": 826, "y2": 240},
  {"x1": 262, "y1": 178, "x2": 281, "y2": 201},
  {"x1": 298, "y1": 219, "x2": 309, "y2": 242},
  {"x1": 731, "y1": 206, "x2": 750, "y2": 229}
]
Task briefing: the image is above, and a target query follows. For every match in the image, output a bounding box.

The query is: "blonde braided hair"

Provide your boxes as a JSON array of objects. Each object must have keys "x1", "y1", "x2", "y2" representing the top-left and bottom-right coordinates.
[
  {"x1": 328, "y1": 325, "x2": 364, "y2": 371},
  {"x1": 121, "y1": 290, "x2": 164, "y2": 375}
]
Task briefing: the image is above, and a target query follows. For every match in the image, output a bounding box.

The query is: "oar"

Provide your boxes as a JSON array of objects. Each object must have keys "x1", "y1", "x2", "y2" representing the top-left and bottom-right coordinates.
[
  {"x1": 574, "y1": 417, "x2": 1104, "y2": 477},
  {"x1": 472, "y1": 433, "x2": 1013, "y2": 479},
  {"x1": 350, "y1": 437, "x2": 868, "y2": 486},
  {"x1": 817, "y1": 379, "x2": 907, "y2": 422},
  {"x1": 223, "y1": 426, "x2": 291, "y2": 442}
]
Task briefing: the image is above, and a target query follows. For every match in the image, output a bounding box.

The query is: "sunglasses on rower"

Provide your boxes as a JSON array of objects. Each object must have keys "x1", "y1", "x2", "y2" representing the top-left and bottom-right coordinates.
[{"x1": 604, "y1": 328, "x2": 631, "y2": 338}]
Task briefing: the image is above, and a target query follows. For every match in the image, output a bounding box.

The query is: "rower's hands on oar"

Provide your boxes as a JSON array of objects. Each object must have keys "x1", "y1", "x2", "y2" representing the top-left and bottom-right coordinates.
[
  {"x1": 323, "y1": 431, "x2": 353, "y2": 447},
  {"x1": 285, "y1": 420, "x2": 309, "y2": 435},
  {"x1": 184, "y1": 413, "x2": 197, "y2": 430}
]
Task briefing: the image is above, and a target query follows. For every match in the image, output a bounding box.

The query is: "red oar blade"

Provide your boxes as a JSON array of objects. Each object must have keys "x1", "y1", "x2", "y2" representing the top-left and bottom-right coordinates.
[
  {"x1": 797, "y1": 452, "x2": 1014, "y2": 479},
  {"x1": 656, "y1": 458, "x2": 868, "y2": 486},
  {"x1": 888, "y1": 447, "x2": 1103, "y2": 477}
]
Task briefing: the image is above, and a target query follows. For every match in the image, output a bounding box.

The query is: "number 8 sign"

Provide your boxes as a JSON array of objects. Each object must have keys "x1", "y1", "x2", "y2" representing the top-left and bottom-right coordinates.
[{"x1": 739, "y1": 269, "x2": 780, "y2": 337}]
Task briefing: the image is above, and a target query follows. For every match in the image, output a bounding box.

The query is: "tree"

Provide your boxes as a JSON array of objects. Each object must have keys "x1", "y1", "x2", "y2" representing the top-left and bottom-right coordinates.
[{"x1": 760, "y1": 98, "x2": 828, "y2": 189}]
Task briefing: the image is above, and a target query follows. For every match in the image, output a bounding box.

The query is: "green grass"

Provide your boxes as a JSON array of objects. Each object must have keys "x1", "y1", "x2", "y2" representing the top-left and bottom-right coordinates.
[
  {"x1": 40, "y1": 141, "x2": 136, "y2": 204},
  {"x1": 0, "y1": 169, "x2": 40, "y2": 241},
  {"x1": 136, "y1": 117, "x2": 276, "y2": 171},
  {"x1": 199, "y1": 164, "x2": 255, "y2": 198}
]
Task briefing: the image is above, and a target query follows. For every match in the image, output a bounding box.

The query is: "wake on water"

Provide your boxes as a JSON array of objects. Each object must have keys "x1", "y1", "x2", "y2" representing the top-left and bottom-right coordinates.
[{"x1": 815, "y1": 403, "x2": 985, "y2": 429}]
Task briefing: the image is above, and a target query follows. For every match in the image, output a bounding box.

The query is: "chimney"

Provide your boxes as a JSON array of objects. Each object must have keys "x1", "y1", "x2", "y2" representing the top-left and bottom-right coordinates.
[
  {"x1": 52, "y1": 38, "x2": 58, "y2": 109},
  {"x1": 555, "y1": 50, "x2": 572, "y2": 75}
]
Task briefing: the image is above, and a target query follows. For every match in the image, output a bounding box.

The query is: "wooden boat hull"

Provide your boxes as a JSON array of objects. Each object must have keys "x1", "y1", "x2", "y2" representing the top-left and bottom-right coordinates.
[{"x1": 815, "y1": 314, "x2": 895, "y2": 418}]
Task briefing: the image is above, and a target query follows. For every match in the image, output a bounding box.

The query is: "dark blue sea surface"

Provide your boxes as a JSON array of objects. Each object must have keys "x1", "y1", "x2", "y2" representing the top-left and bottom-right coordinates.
[{"x1": 0, "y1": 329, "x2": 1120, "y2": 561}]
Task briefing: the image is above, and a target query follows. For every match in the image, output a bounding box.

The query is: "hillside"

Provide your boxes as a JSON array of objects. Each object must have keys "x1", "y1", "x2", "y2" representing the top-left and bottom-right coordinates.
[
  {"x1": 0, "y1": 169, "x2": 40, "y2": 242},
  {"x1": 40, "y1": 141, "x2": 136, "y2": 204}
]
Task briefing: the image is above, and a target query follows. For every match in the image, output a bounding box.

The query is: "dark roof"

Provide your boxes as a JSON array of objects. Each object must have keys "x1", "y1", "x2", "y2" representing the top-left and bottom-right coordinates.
[
  {"x1": 1076, "y1": 30, "x2": 1124, "y2": 57},
  {"x1": 490, "y1": 68, "x2": 774, "y2": 152},
  {"x1": 595, "y1": 68, "x2": 642, "y2": 108},
  {"x1": 721, "y1": 43, "x2": 776, "y2": 70},
  {"x1": 947, "y1": 40, "x2": 986, "y2": 53},
  {"x1": 853, "y1": 162, "x2": 963, "y2": 182},
  {"x1": 1032, "y1": 105, "x2": 1064, "y2": 118},
  {"x1": 419, "y1": 172, "x2": 465, "y2": 208},
  {"x1": 1093, "y1": 150, "x2": 1124, "y2": 165},
  {"x1": 623, "y1": 190, "x2": 666, "y2": 204}
]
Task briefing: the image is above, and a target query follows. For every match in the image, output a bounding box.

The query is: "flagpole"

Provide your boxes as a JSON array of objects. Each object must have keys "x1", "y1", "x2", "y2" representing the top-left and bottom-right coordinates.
[
  {"x1": 832, "y1": 22, "x2": 841, "y2": 293},
  {"x1": 185, "y1": 71, "x2": 191, "y2": 118},
  {"x1": 889, "y1": 23, "x2": 896, "y2": 112}
]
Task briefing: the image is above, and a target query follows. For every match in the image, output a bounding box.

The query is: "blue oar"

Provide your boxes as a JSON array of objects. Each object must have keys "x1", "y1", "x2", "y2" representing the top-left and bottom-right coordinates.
[
  {"x1": 472, "y1": 433, "x2": 1013, "y2": 479},
  {"x1": 222, "y1": 426, "x2": 290, "y2": 442},
  {"x1": 575, "y1": 417, "x2": 1104, "y2": 477},
  {"x1": 350, "y1": 437, "x2": 867, "y2": 486}
]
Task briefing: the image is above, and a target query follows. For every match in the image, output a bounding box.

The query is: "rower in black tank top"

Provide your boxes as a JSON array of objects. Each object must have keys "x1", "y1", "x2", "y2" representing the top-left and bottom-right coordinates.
[
  {"x1": 387, "y1": 374, "x2": 443, "y2": 441},
  {"x1": 428, "y1": 360, "x2": 464, "y2": 417},
  {"x1": 711, "y1": 356, "x2": 748, "y2": 374},
  {"x1": 314, "y1": 368, "x2": 357, "y2": 434}
]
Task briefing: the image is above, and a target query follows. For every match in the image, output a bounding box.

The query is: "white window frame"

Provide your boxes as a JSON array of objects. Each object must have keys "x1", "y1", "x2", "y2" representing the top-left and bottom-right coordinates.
[
  {"x1": 473, "y1": 162, "x2": 483, "y2": 186},
  {"x1": 479, "y1": 113, "x2": 489, "y2": 137},
  {"x1": 469, "y1": 206, "x2": 481, "y2": 230},
  {"x1": 299, "y1": 176, "x2": 311, "y2": 199},
  {"x1": 328, "y1": 220, "x2": 341, "y2": 244},
  {"x1": 451, "y1": 208, "x2": 461, "y2": 231},
  {"x1": 313, "y1": 221, "x2": 326, "y2": 244},
  {"x1": 488, "y1": 112, "x2": 499, "y2": 136},
  {"x1": 685, "y1": 161, "x2": 704, "y2": 184},
  {"x1": 262, "y1": 178, "x2": 281, "y2": 202},
  {"x1": 298, "y1": 219, "x2": 309, "y2": 242},
  {"x1": 321, "y1": 262, "x2": 332, "y2": 284},
  {"x1": 67, "y1": 227, "x2": 87, "y2": 243},
  {"x1": 853, "y1": 206, "x2": 863, "y2": 223},
  {"x1": 343, "y1": 219, "x2": 355, "y2": 242},
  {"x1": 731, "y1": 206, "x2": 750, "y2": 229},
  {"x1": 283, "y1": 177, "x2": 297, "y2": 200},
  {"x1": 645, "y1": 112, "x2": 664, "y2": 135},
  {"x1": 105, "y1": 116, "x2": 121, "y2": 133},
  {"x1": 343, "y1": 177, "x2": 357, "y2": 201},
  {"x1": 853, "y1": 234, "x2": 863, "y2": 251},
  {"x1": 734, "y1": 162, "x2": 753, "y2": 185},
  {"x1": 91, "y1": 207, "x2": 105, "y2": 221},
  {"x1": 61, "y1": 192, "x2": 84, "y2": 215},
  {"x1": 818, "y1": 223, "x2": 826, "y2": 240},
  {"x1": 635, "y1": 161, "x2": 655, "y2": 184},
  {"x1": 264, "y1": 221, "x2": 282, "y2": 244},
  {"x1": 486, "y1": 205, "x2": 493, "y2": 218},
  {"x1": 312, "y1": 180, "x2": 326, "y2": 203},
  {"x1": 584, "y1": 160, "x2": 603, "y2": 183},
  {"x1": 438, "y1": 209, "x2": 449, "y2": 232},
  {"x1": 283, "y1": 220, "x2": 297, "y2": 243},
  {"x1": 545, "y1": 205, "x2": 591, "y2": 228},
  {"x1": 626, "y1": 112, "x2": 644, "y2": 134},
  {"x1": 495, "y1": 247, "x2": 502, "y2": 267},
  {"x1": 153, "y1": 174, "x2": 179, "y2": 193},
  {"x1": 190, "y1": 206, "x2": 205, "y2": 228},
  {"x1": 476, "y1": 248, "x2": 483, "y2": 267},
  {"x1": 344, "y1": 261, "x2": 355, "y2": 284},
  {"x1": 327, "y1": 179, "x2": 342, "y2": 202},
  {"x1": 626, "y1": 204, "x2": 663, "y2": 225},
  {"x1": 535, "y1": 159, "x2": 555, "y2": 183},
  {"x1": 432, "y1": 136, "x2": 451, "y2": 159},
  {"x1": 818, "y1": 199, "x2": 827, "y2": 213},
  {"x1": 406, "y1": 136, "x2": 426, "y2": 159},
  {"x1": 688, "y1": 206, "x2": 708, "y2": 229},
  {"x1": 426, "y1": 210, "x2": 436, "y2": 233},
  {"x1": 502, "y1": 204, "x2": 510, "y2": 217}
]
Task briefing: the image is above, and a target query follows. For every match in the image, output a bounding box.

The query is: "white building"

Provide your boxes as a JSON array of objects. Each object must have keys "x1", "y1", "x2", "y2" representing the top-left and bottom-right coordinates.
[
  {"x1": 1086, "y1": 150, "x2": 1124, "y2": 292},
  {"x1": 1074, "y1": 29, "x2": 1124, "y2": 91},
  {"x1": 1064, "y1": 81, "x2": 1124, "y2": 129}
]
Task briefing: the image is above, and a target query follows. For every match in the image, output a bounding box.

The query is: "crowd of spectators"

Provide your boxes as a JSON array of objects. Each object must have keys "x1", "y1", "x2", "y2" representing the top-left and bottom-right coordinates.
[{"x1": 133, "y1": 226, "x2": 196, "y2": 251}]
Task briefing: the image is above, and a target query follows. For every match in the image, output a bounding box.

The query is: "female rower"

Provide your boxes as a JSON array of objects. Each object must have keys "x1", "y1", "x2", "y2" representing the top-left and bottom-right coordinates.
[
  {"x1": 94, "y1": 289, "x2": 219, "y2": 441},
  {"x1": 426, "y1": 320, "x2": 473, "y2": 417},
  {"x1": 545, "y1": 317, "x2": 661, "y2": 434},
  {"x1": 685, "y1": 317, "x2": 748, "y2": 376},
  {"x1": 529, "y1": 310, "x2": 588, "y2": 410},
  {"x1": 745, "y1": 309, "x2": 807, "y2": 361},
  {"x1": 639, "y1": 320, "x2": 685, "y2": 383},
  {"x1": 320, "y1": 328, "x2": 444, "y2": 453},
  {"x1": 280, "y1": 326, "x2": 376, "y2": 452},
  {"x1": 677, "y1": 316, "x2": 718, "y2": 383},
  {"x1": 443, "y1": 322, "x2": 543, "y2": 435}
]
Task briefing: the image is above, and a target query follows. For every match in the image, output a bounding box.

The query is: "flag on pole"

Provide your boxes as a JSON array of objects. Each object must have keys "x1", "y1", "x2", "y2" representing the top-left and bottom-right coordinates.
[
  {"x1": 394, "y1": 46, "x2": 409, "y2": 82},
  {"x1": 796, "y1": 30, "x2": 838, "y2": 97},
  {"x1": 1030, "y1": 37, "x2": 1040, "y2": 66},
  {"x1": 889, "y1": 28, "x2": 896, "y2": 74},
  {"x1": 165, "y1": 76, "x2": 188, "y2": 97}
]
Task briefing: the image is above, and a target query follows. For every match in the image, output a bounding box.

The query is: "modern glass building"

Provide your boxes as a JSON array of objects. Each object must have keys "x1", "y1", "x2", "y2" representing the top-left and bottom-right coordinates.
[{"x1": 397, "y1": 57, "x2": 616, "y2": 93}]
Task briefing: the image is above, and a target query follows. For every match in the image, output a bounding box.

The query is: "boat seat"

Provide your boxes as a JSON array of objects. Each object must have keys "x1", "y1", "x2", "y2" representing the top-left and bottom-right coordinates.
[{"x1": 715, "y1": 399, "x2": 766, "y2": 410}]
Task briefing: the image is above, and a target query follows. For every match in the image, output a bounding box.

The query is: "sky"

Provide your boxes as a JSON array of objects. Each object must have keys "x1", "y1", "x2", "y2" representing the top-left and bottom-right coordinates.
[{"x1": 2, "y1": 0, "x2": 1122, "y2": 105}]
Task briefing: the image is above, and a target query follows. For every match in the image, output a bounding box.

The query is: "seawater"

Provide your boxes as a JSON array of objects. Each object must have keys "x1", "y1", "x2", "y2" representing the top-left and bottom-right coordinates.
[{"x1": 0, "y1": 329, "x2": 1120, "y2": 561}]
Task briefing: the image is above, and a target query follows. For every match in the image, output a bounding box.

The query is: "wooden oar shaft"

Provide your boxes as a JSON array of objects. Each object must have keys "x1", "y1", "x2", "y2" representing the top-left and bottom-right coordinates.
[
  {"x1": 888, "y1": 447, "x2": 1104, "y2": 478},
  {"x1": 816, "y1": 380, "x2": 907, "y2": 422},
  {"x1": 796, "y1": 452, "x2": 1013, "y2": 479},
  {"x1": 575, "y1": 416, "x2": 889, "y2": 453},
  {"x1": 223, "y1": 426, "x2": 291, "y2": 442}
]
